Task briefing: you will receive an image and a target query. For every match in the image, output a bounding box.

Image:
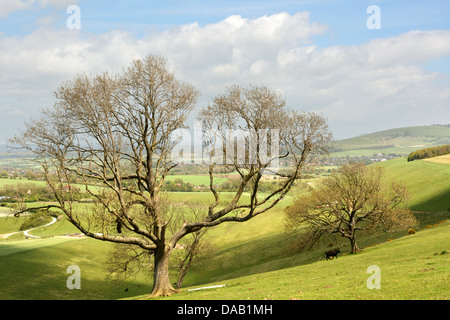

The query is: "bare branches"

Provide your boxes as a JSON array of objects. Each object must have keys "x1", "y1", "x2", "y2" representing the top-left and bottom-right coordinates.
[
  {"x1": 9, "y1": 54, "x2": 200, "y2": 251},
  {"x1": 284, "y1": 162, "x2": 417, "y2": 253},
  {"x1": 194, "y1": 85, "x2": 333, "y2": 230},
  {"x1": 10, "y1": 56, "x2": 332, "y2": 296}
]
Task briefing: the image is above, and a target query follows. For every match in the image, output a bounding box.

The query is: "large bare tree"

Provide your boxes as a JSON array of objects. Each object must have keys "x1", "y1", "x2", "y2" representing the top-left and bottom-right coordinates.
[
  {"x1": 284, "y1": 163, "x2": 417, "y2": 254},
  {"x1": 10, "y1": 54, "x2": 332, "y2": 297}
]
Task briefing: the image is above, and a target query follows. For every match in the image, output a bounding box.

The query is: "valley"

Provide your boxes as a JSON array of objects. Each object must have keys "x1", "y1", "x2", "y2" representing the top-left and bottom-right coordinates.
[{"x1": 0, "y1": 125, "x2": 449, "y2": 300}]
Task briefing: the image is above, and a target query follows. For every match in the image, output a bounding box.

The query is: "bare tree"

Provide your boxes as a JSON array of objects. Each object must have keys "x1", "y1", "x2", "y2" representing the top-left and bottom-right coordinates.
[
  {"x1": 284, "y1": 162, "x2": 417, "y2": 254},
  {"x1": 10, "y1": 55, "x2": 332, "y2": 297},
  {"x1": 104, "y1": 203, "x2": 213, "y2": 289},
  {"x1": 173, "y1": 227, "x2": 213, "y2": 290}
]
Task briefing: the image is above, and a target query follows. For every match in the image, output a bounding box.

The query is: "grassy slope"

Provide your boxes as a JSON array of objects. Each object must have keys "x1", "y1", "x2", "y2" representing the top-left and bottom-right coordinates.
[
  {"x1": 2, "y1": 209, "x2": 447, "y2": 300},
  {"x1": 143, "y1": 221, "x2": 450, "y2": 300},
  {"x1": 374, "y1": 157, "x2": 450, "y2": 212},
  {"x1": 179, "y1": 157, "x2": 450, "y2": 286},
  {"x1": 423, "y1": 154, "x2": 450, "y2": 165},
  {"x1": 0, "y1": 237, "x2": 153, "y2": 300},
  {"x1": 0, "y1": 158, "x2": 449, "y2": 300},
  {"x1": 332, "y1": 125, "x2": 450, "y2": 156}
]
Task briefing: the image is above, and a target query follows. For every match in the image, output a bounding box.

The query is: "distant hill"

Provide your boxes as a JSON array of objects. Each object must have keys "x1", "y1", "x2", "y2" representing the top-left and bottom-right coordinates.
[
  {"x1": 2, "y1": 125, "x2": 450, "y2": 164},
  {"x1": 331, "y1": 125, "x2": 450, "y2": 157}
]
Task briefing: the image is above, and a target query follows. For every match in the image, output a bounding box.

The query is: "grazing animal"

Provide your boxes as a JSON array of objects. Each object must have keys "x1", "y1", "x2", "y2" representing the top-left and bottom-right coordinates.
[{"x1": 325, "y1": 249, "x2": 340, "y2": 260}]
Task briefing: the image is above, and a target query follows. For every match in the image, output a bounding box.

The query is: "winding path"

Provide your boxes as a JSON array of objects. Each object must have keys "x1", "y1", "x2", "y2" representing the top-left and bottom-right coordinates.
[{"x1": 0, "y1": 217, "x2": 57, "y2": 239}]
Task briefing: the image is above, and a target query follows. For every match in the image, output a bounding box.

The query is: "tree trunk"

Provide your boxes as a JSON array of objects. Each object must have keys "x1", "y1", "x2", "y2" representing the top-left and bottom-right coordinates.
[
  {"x1": 349, "y1": 236, "x2": 360, "y2": 254},
  {"x1": 149, "y1": 245, "x2": 179, "y2": 297},
  {"x1": 175, "y1": 252, "x2": 194, "y2": 289},
  {"x1": 348, "y1": 221, "x2": 360, "y2": 254}
]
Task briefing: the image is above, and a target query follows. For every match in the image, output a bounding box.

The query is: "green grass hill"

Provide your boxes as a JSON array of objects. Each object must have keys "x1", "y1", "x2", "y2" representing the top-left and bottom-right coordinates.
[
  {"x1": 374, "y1": 157, "x2": 450, "y2": 213},
  {"x1": 0, "y1": 155, "x2": 449, "y2": 300},
  {"x1": 332, "y1": 124, "x2": 450, "y2": 157},
  {"x1": 139, "y1": 220, "x2": 450, "y2": 300}
]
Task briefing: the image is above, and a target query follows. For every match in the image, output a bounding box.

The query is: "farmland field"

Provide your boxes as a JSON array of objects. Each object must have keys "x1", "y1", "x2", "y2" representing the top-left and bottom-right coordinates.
[
  {"x1": 165, "y1": 174, "x2": 229, "y2": 185},
  {"x1": 423, "y1": 154, "x2": 450, "y2": 165},
  {"x1": 0, "y1": 177, "x2": 47, "y2": 187}
]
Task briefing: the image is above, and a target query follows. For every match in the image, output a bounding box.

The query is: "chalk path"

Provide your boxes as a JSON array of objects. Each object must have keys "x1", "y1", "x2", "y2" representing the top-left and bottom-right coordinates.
[{"x1": 0, "y1": 217, "x2": 57, "y2": 239}]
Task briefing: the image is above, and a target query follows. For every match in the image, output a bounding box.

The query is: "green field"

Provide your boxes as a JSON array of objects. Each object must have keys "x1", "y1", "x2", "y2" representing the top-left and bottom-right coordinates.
[
  {"x1": 1, "y1": 211, "x2": 447, "y2": 300},
  {"x1": 0, "y1": 237, "x2": 153, "y2": 300},
  {"x1": 165, "y1": 175, "x2": 228, "y2": 185},
  {"x1": 0, "y1": 177, "x2": 47, "y2": 187},
  {"x1": 0, "y1": 156, "x2": 449, "y2": 300}
]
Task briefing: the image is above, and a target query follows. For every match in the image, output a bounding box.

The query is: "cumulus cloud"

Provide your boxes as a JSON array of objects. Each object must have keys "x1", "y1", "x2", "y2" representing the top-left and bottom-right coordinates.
[
  {"x1": 1, "y1": 11, "x2": 450, "y2": 143},
  {"x1": 148, "y1": 12, "x2": 327, "y2": 86}
]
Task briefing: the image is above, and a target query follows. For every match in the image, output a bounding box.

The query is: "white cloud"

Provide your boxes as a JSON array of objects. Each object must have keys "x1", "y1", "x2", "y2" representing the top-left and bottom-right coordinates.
[
  {"x1": 1, "y1": 12, "x2": 450, "y2": 143},
  {"x1": 364, "y1": 30, "x2": 450, "y2": 67},
  {"x1": 0, "y1": 0, "x2": 32, "y2": 18},
  {"x1": 0, "y1": 0, "x2": 80, "y2": 18}
]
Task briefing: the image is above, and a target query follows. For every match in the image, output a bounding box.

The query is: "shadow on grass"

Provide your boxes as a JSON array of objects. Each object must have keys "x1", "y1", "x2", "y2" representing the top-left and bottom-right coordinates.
[
  {"x1": 0, "y1": 239, "x2": 153, "y2": 300},
  {"x1": 410, "y1": 186, "x2": 450, "y2": 213},
  {"x1": 181, "y1": 209, "x2": 450, "y2": 289}
]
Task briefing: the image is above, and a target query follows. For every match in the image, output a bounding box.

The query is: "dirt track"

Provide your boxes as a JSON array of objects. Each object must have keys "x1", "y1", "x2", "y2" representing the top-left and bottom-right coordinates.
[{"x1": 0, "y1": 217, "x2": 57, "y2": 239}]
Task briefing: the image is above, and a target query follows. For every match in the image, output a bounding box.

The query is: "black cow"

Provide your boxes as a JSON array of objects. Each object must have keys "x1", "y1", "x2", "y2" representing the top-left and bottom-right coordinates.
[{"x1": 325, "y1": 249, "x2": 340, "y2": 260}]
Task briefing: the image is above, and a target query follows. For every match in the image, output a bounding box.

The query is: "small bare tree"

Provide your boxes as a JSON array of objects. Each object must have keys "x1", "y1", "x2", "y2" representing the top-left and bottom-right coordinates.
[
  {"x1": 284, "y1": 162, "x2": 417, "y2": 254},
  {"x1": 173, "y1": 227, "x2": 213, "y2": 289},
  {"x1": 10, "y1": 54, "x2": 332, "y2": 297}
]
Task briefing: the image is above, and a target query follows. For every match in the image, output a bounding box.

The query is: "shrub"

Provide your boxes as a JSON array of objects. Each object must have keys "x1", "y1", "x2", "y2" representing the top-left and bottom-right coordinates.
[
  {"x1": 19, "y1": 209, "x2": 52, "y2": 231},
  {"x1": 407, "y1": 228, "x2": 416, "y2": 235}
]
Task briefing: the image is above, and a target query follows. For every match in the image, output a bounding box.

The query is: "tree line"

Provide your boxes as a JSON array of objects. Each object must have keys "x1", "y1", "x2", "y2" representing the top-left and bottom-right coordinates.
[{"x1": 407, "y1": 145, "x2": 450, "y2": 162}]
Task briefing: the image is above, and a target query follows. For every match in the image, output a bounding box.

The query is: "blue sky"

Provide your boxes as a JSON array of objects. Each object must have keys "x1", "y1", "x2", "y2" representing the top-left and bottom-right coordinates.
[
  {"x1": 3, "y1": 1, "x2": 449, "y2": 42},
  {"x1": 1, "y1": 0, "x2": 450, "y2": 143}
]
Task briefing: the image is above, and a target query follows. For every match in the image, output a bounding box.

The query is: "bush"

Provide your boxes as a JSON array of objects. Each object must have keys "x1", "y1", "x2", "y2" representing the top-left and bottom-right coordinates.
[
  {"x1": 407, "y1": 228, "x2": 416, "y2": 235},
  {"x1": 19, "y1": 209, "x2": 52, "y2": 231}
]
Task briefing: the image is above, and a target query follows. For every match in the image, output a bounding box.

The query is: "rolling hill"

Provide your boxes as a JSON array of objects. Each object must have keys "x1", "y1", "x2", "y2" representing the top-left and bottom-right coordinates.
[
  {"x1": 0, "y1": 125, "x2": 449, "y2": 301},
  {"x1": 374, "y1": 157, "x2": 450, "y2": 213},
  {"x1": 331, "y1": 124, "x2": 450, "y2": 157},
  {"x1": 2, "y1": 124, "x2": 450, "y2": 166},
  {"x1": 137, "y1": 220, "x2": 450, "y2": 300}
]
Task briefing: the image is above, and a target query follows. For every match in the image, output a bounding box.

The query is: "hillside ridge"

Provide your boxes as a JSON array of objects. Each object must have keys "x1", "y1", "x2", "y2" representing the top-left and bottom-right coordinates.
[{"x1": 332, "y1": 124, "x2": 450, "y2": 156}]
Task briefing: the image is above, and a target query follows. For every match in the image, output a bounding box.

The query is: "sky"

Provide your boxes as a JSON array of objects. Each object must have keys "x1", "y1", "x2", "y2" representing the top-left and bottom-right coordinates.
[{"x1": 1, "y1": 0, "x2": 450, "y2": 145}]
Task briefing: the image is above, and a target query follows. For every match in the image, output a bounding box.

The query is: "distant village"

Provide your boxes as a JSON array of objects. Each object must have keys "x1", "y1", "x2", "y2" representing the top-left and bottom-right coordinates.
[
  {"x1": 0, "y1": 152, "x2": 403, "y2": 183},
  {"x1": 318, "y1": 152, "x2": 403, "y2": 167}
]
